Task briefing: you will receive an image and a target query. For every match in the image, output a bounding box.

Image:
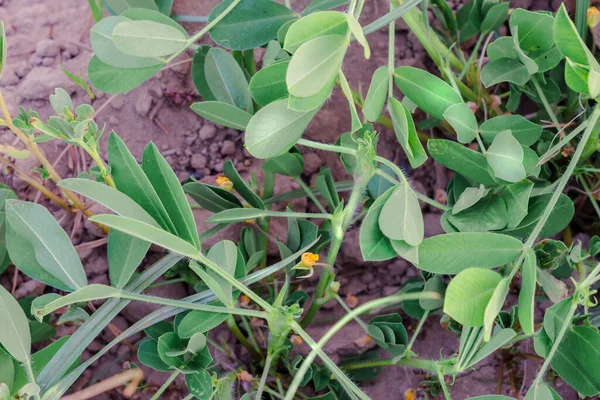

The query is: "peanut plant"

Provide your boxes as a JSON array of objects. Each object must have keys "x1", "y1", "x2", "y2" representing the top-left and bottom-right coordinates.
[{"x1": 0, "y1": 0, "x2": 600, "y2": 399}]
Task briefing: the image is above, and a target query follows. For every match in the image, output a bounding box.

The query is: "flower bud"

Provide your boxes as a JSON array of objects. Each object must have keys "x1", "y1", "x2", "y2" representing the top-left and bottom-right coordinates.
[{"x1": 588, "y1": 6, "x2": 600, "y2": 28}]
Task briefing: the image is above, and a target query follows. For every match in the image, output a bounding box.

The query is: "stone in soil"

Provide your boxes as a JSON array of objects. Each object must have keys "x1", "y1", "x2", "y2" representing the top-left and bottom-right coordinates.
[{"x1": 199, "y1": 124, "x2": 217, "y2": 141}]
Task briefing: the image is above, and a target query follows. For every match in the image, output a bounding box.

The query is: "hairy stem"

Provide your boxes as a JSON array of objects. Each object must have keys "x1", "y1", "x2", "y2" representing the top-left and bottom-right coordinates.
[{"x1": 255, "y1": 354, "x2": 273, "y2": 400}]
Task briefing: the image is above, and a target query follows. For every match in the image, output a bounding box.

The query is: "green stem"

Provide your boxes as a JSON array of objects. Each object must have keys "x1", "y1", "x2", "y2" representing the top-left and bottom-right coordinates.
[
  {"x1": 226, "y1": 315, "x2": 262, "y2": 360},
  {"x1": 335, "y1": 294, "x2": 370, "y2": 332},
  {"x1": 294, "y1": 176, "x2": 328, "y2": 214},
  {"x1": 388, "y1": 0, "x2": 396, "y2": 97},
  {"x1": 296, "y1": 138, "x2": 357, "y2": 155},
  {"x1": 241, "y1": 315, "x2": 262, "y2": 356},
  {"x1": 532, "y1": 76, "x2": 561, "y2": 128},
  {"x1": 458, "y1": 34, "x2": 484, "y2": 80},
  {"x1": 437, "y1": 367, "x2": 452, "y2": 400},
  {"x1": 120, "y1": 292, "x2": 268, "y2": 319},
  {"x1": 342, "y1": 356, "x2": 438, "y2": 372},
  {"x1": 255, "y1": 354, "x2": 273, "y2": 400},
  {"x1": 150, "y1": 370, "x2": 179, "y2": 400},
  {"x1": 375, "y1": 169, "x2": 450, "y2": 211},
  {"x1": 243, "y1": 49, "x2": 256, "y2": 77},
  {"x1": 538, "y1": 119, "x2": 589, "y2": 165},
  {"x1": 259, "y1": 171, "x2": 275, "y2": 267},
  {"x1": 405, "y1": 309, "x2": 429, "y2": 353},
  {"x1": 24, "y1": 358, "x2": 40, "y2": 400},
  {"x1": 531, "y1": 301, "x2": 577, "y2": 388},
  {"x1": 579, "y1": 177, "x2": 600, "y2": 219}
]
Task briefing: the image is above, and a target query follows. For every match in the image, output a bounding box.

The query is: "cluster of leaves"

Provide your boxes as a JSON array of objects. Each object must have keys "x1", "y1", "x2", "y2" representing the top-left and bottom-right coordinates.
[{"x1": 1, "y1": 0, "x2": 600, "y2": 399}]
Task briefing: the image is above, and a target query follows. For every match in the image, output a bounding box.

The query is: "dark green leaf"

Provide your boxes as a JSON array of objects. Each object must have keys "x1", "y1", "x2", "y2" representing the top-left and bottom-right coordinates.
[
  {"x1": 184, "y1": 181, "x2": 243, "y2": 213},
  {"x1": 428, "y1": 139, "x2": 496, "y2": 185},
  {"x1": 138, "y1": 339, "x2": 170, "y2": 371},
  {"x1": 223, "y1": 161, "x2": 265, "y2": 209},
  {"x1": 481, "y1": 58, "x2": 530, "y2": 87},
  {"x1": 87, "y1": 55, "x2": 161, "y2": 94},
  {"x1": 190, "y1": 101, "x2": 252, "y2": 131},
  {"x1": 480, "y1": 115, "x2": 542, "y2": 146},
  {"x1": 248, "y1": 61, "x2": 289, "y2": 106},
  {"x1": 191, "y1": 46, "x2": 216, "y2": 101},
  {"x1": 186, "y1": 370, "x2": 213, "y2": 399}
]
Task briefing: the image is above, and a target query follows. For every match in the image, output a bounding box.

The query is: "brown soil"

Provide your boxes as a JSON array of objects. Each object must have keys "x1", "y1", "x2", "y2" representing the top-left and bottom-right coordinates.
[{"x1": 0, "y1": 0, "x2": 580, "y2": 399}]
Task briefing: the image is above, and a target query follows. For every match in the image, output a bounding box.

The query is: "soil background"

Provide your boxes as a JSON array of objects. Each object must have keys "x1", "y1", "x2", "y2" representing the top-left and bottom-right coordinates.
[{"x1": 0, "y1": 0, "x2": 581, "y2": 399}]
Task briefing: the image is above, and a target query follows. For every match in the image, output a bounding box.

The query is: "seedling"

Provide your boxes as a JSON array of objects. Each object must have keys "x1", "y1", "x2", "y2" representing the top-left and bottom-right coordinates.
[{"x1": 1, "y1": 0, "x2": 600, "y2": 399}]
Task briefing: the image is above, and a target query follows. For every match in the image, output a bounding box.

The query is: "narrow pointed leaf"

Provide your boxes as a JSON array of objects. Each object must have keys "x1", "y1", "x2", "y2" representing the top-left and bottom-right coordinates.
[{"x1": 0, "y1": 285, "x2": 31, "y2": 362}]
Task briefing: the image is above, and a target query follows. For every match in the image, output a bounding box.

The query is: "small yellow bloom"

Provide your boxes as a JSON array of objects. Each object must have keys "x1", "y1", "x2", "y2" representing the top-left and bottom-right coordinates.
[
  {"x1": 301, "y1": 252, "x2": 319, "y2": 267},
  {"x1": 239, "y1": 295, "x2": 250, "y2": 307},
  {"x1": 404, "y1": 388, "x2": 416, "y2": 400},
  {"x1": 588, "y1": 6, "x2": 600, "y2": 28},
  {"x1": 353, "y1": 335, "x2": 372, "y2": 347},
  {"x1": 216, "y1": 176, "x2": 233, "y2": 191},
  {"x1": 291, "y1": 335, "x2": 303, "y2": 345}
]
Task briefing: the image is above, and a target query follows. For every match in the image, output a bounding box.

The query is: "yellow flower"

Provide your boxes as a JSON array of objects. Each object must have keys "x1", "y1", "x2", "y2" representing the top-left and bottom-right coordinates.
[
  {"x1": 216, "y1": 175, "x2": 233, "y2": 191},
  {"x1": 588, "y1": 6, "x2": 600, "y2": 28},
  {"x1": 291, "y1": 335, "x2": 303, "y2": 345},
  {"x1": 301, "y1": 252, "x2": 319, "y2": 267},
  {"x1": 404, "y1": 388, "x2": 416, "y2": 400}
]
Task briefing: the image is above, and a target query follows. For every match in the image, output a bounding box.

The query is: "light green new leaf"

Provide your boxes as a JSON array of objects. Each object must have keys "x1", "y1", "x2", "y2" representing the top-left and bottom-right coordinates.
[
  {"x1": 388, "y1": 97, "x2": 427, "y2": 168},
  {"x1": 0, "y1": 285, "x2": 31, "y2": 363},
  {"x1": 190, "y1": 101, "x2": 252, "y2": 130},
  {"x1": 378, "y1": 184, "x2": 423, "y2": 246},
  {"x1": 483, "y1": 277, "x2": 509, "y2": 341},
  {"x1": 143, "y1": 143, "x2": 200, "y2": 248},
  {"x1": 201, "y1": 240, "x2": 238, "y2": 306},
  {"x1": 393, "y1": 66, "x2": 462, "y2": 119},
  {"x1": 480, "y1": 115, "x2": 542, "y2": 146},
  {"x1": 108, "y1": 230, "x2": 150, "y2": 288},
  {"x1": 0, "y1": 349, "x2": 14, "y2": 393},
  {"x1": 346, "y1": 14, "x2": 370, "y2": 58},
  {"x1": 89, "y1": 214, "x2": 199, "y2": 259},
  {"x1": 480, "y1": 2, "x2": 509, "y2": 34},
  {"x1": 428, "y1": 139, "x2": 496, "y2": 186},
  {"x1": 486, "y1": 130, "x2": 526, "y2": 183},
  {"x1": 208, "y1": 0, "x2": 296, "y2": 50},
  {"x1": 248, "y1": 61, "x2": 289, "y2": 107},
  {"x1": 6, "y1": 200, "x2": 87, "y2": 292},
  {"x1": 112, "y1": 20, "x2": 187, "y2": 58},
  {"x1": 418, "y1": 232, "x2": 522, "y2": 274},
  {"x1": 480, "y1": 58, "x2": 530, "y2": 88},
  {"x1": 31, "y1": 285, "x2": 120, "y2": 321},
  {"x1": 105, "y1": 0, "x2": 158, "y2": 14},
  {"x1": 286, "y1": 34, "x2": 348, "y2": 98},
  {"x1": 444, "y1": 268, "x2": 503, "y2": 326},
  {"x1": 509, "y1": 8, "x2": 555, "y2": 52},
  {"x1": 524, "y1": 383, "x2": 554, "y2": 400},
  {"x1": 338, "y1": 71, "x2": 361, "y2": 133},
  {"x1": 87, "y1": 55, "x2": 161, "y2": 94},
  {"x1": 284, "y1": 11, "x2": 348, "y2": 53},
  {"x1": 443, "y1": 102, "x2": 478, "y2": 143},
  {"x1": 205, "y1": 48, "x2": 252, "y2": 112},
  {"x1": 501, "y1": 180, "x2": 533, "y2": 229},
  {"x1": 287, "y1": 73, "x2": 336, "y2": 112},
  {"x1": 467, "y1": 328, "x2": 516, "y2": 368},
  {"x1": 518, "y1": 248, "x2": 537, "y2": 336},
  {"x1": 554, "y1": 4, "x2": 588, "y2": 65},
  {"x1": 360, "y1": 187, "x2": 397, "y2": 261},
  {"x1": 245, "y1": 98, "x2": 319, "y2": 159},
  {"x1": 49, "y1": 88, "x2": 73, "y2": 116},
  {"x1": 487, "y1": 37, "x2": 518, "y2": 61},
  {"x1": 90, "y1": 16, "x2": 163, "y2": 69},
  {"x1": 564, "y1": 59, "x2": 590, "y2": 95},
  {"x1": 452, "y1": 185, "x2": 490, "y2": 214},
  {"x1": 363, "y1": 66, "x2": 388, "y2": 122},
  {"x1": 302, "y1": 0, "x2": 349, "y2": 15}
]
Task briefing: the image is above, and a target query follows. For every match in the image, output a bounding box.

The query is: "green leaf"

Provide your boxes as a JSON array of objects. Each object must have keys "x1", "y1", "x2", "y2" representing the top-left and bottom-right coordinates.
[
  {"x1": 378, "y1": 184, "x2": 423, "y2": 246},
  {"x1": 444, "y1": 268, "x2": 503, "y2": 326},
  {"x1": 262, "y1": 151, "x2": 304, "y2": 177},
  {"x1": 31, "y1": 285, "x2": 120, "y2": 321},
  {"x1": 466, "y1": 328, "x2": 516, "y2": 368},
  {"x1": 512, "y1": 28, "x2": 538, "y2": 75},
  {"x1": 6, "y1": 200, "x2": 87, "y2": 292},
  {"x1": 287, "y1": 74, "x2": 336, "y2": 112},
  {"x1": 420, "y1": 276, "x2": 446, "y2": 310},
  {"x1": 183, "y1": 181, "x2": 243, "y2": 213},
  {"x1": 452, "y1": 185, "x2": 490, "y2": 214},
  {"x1": 565, "y1": 326, "x2": 600, "y2": 391},
  {"x1": 248, "y1": 61, "x2": 289, "y2": 106},
  {"x1": 487, "y1": 36, "x2": 519, "y2": 61},
  {"x1": 500, "y1": 193, "x2": 574, "y2": 238},
  {"x1": 105, "y1": 0, "x2": 158, "y2": 13},
  {"x1": 29, "y1": 321, "x2": 56, "y2": 344},
  {"x1": 564, "y1": 59, "x2": 590, "y2": 95},
  {"x1": 360, "y1": 187, "x2": 397, "y2": 261},
  {"x1": 500, "y1": 180, "x2": 533, "y2": 229},
  {"x1": 525, "y1": 381, "x2": 553, "y2": 400},
  {"x1": 87, "y1": 55, "x2": 161, "y2": 94},
  {"x1": 89, "y1": 214, "x2": 199, "y2": 259},
  {"x1": 186, "y1": 370, "x2": 213, "y2": 399},
  {"x1": 286, "y1": 34, "x2": 348, "y2": 98},
  {"x1": 245, "y1": 98, "x2": 320, "y2": 159},
  {"x1": 157, "y1": 332, "x2": 184, "y2": 367},
  {"x1": 338, "y1": 70, "x2": 361, "y2": 133},
  {"x1": 393, "y1": 66, "x2": 462, "y2": 119},
  {"x1": 428, "y1": 139, "x2": 496, "y2": 185},
  {"x1": 530, "y1": 46, "x2": 563, "y2": 73},
  {"x1": 138, "y1": 339, "x2": 170, "y2": 371},
  {"x1": 0, "y1": 349, "x2": 14, "y2": 393},
  {"x1": 108, "y1": 132, "x2": 176, "y2": 232},
  {"x1": 144, "y1": 321, "x2": 172, "y2": 341},
  {"x1": 443, "y1": 102, "x2": 478, "y2": 143},
  {"x1": 480, "y1": 2, "x2": 508, "y2": 34},
  {"x1": 388, "y1": 97, "x2": 427, "y2": 168},
  {"x1": 417, "y1": 232, "x2": 522, "y2": 274},
  {"x1": 363, "y1": 66, "x2": 388, "y2": 122},
  {"x1": 483, "y1": 277, "x2": 509, "y2": 341},
  {"x1": 0, "y1": 22, "x2": 5, "y2": 80},
  {"x1": 223, "y1": 160, "x2": 265, "y2": 210},
  {"x1": 112, "y1": 20, "x2": 187, "y2": 58},
  {"x1": 447, "y1": 194, "x2": 508, "y2": 232},
  {"x1": 284, "y1": 11, "x2": 348, "y2": 53},
  {"x1": 205, "y1": 48, "x2": 252, "y2": 112},
  {"x1": 0, "y1": 285, "x2": 30, "y2": 363},
  {"x1": 208, "y1": 0, "x2": 296, "y2": 50},
  {"x1": 191, "y1": 46, "x2": 216, "y2": 101},
  {"x1": 301, "y1": 0, "x2": 349, "y2": 16},
  {"x1": 480, "y1": 58, "x2": 530, "y2": 87},
  {"x1": 142, "y1": 143, "x2": 200, "y2": 248},
  {"x1": 544, "y1": 297, "x2": 572, "y2": 342},
  {"x1": 518, "y1": 249, "x2": 537, "y2": 335},
  {"x1": 486, "y1": 130, "x2": 526, "y2": 183},
  {"x1": 49, "y1": 88, "x2": 73, "y2": 116},
  {"x1": 480, "y1": 115, "x2": 542, "y2": 146},
  {"x1": 90, "y1": 16, "x2": 163, "y2": 69},
  {"x1": 316, "y1": 167, "x2": 340, "y2": 210},
  {"x1": 196, "y1": 240, "x2": 238, "y2": 306},
  {"x1": 178, "y1": 308, "x2": 229, "y2": 339},
  {"x1": 107, "y1": 231, "x2": 150, "y2": 288},
  {"x1": 367, "y1": 314, "x2": 408, "y2": 357},
  {"x1": 346, "y1": 14, "x2": 370, "y2": 59},
  {"x1": 509, "y1": 9, "x2": 555, "y2": 52},
  {"x1": 190, "y1": 101, "x2": 252, "y2": 130},
  {"x1": 553, "y1": 4, "x2": 588, "y2": 65}
]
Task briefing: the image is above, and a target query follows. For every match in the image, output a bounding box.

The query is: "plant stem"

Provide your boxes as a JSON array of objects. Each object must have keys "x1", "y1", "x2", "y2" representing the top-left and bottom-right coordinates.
[
  {"x1": 532, "y1": 76, "x2": 561, "y2": 128},
  {"x1": 150, "y1": 370, "x2": 179, "y2": 400},
  {"x1": 335, "y1": 294, "x2": 370, "y2": 332},
  {"x1": 531, "y1": 301, "x2": 577, "y2": 388},
  {"x1": 538, "y1": 119, "x2": 589, "y2": 165},
  {"x1": 255, "y1": 353, "x2": 273, "y2": 400},
  {"x1": 120, "y1": 291, "x2": 269, "y2": 319},
  {"x1": 579, "y1": 176, "x2": 600, "y2": 219},
  {"x1": 388, "y1": 0, "x2": 396, "y2": 97},
  {"x1": 458, "y1": 34, "x2": 484, "y2": 80},
  {"x1": 375, "y1": 169, "x2": 450, "y2": 211},
  {"x1": 296, "y1": 138, "x2": 357, "y2": 155},
  {"x1": 341, "y1": 356, "x2": 438, "y2": 372},
  {"x1": 79, "y1": 142, "x2": 116, "y2": 188},
  {"x1": 226, "y1": 315, "x2": 262, "y2": 360},
  {"x1": 294, "y1": 176, "x2": 328, "y2": 214},
  {"x1": 405, "y1": 309, "x2": 429, "y2": 354},
  {"x1": 259, "y1": 171, "x2": 275, "y2": 267},
  {"x1": 24, "y1": 358, "x2": 40, "y2": 400},
  {"x1": 437, "y1": 367, "x2": 452, "y2": 400}
]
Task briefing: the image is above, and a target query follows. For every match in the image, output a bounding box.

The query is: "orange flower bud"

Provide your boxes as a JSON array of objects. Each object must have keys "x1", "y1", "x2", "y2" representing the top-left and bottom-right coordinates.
[
  {"x1": 216, "y1": 176, "x2": 233, "y2": 191},
  {"x1": 291, "y1": 335, "x2": 303, "y2": 345},
  {"x1": 588, "y1": 6, "x2": 600, "y2": 28}
]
